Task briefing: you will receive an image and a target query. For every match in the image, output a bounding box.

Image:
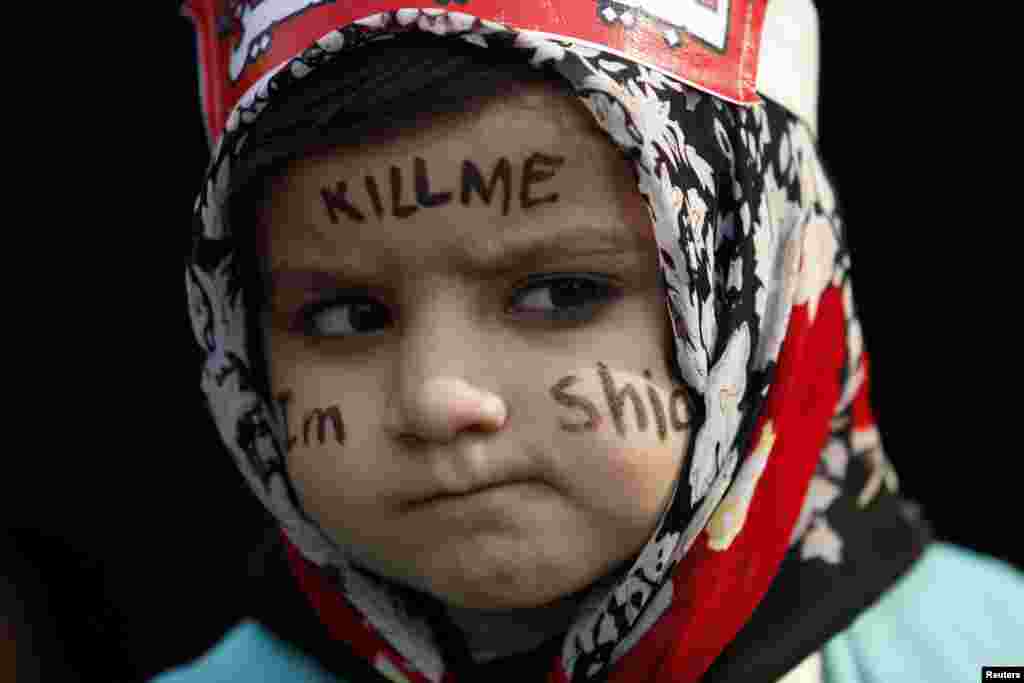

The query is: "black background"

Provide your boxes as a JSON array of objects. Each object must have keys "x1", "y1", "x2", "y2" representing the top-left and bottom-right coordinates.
[{"x1": 3, "y1": 3, "x2": 1013, "y2": 682}]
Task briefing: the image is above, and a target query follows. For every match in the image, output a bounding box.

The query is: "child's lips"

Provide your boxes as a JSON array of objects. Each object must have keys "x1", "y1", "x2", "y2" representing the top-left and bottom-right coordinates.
[{"x1": 404, "y1": 477, "x2": 542, "y2": 510}]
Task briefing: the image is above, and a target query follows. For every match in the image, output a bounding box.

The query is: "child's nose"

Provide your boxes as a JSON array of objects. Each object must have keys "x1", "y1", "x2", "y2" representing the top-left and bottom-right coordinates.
[{"x1": 384, "y1": 376, "x2": 507, "y2": 444}]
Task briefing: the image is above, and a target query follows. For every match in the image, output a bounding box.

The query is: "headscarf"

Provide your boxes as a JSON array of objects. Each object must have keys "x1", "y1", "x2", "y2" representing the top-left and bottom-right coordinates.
[{"x1": 185, "y1": 7, "x2": 930, "y2": 682}]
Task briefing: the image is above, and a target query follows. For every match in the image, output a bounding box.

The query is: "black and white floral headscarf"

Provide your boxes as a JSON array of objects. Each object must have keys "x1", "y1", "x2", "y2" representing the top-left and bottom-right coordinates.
[{"x1": 186, "y1": 9, "x2": 929, "y2": 682}]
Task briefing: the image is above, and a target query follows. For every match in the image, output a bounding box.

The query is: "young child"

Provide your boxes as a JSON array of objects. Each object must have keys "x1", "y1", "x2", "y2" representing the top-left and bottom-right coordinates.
[{"x1": 170, "y1": 2, "x2": 1023, "y2": 681}]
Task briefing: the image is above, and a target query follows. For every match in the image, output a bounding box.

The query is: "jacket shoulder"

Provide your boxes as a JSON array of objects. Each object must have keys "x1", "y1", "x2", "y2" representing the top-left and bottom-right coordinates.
[
  {"x1": 822, "y1": 542, "x2": 1024, "y2": 683},
  {"x1": 149, "y1": 619, "x2": 348, "y2": 683}
]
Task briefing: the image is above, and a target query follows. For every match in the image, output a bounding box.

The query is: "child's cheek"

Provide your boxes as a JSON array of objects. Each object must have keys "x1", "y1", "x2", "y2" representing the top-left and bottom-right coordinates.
[{"x1": 546, "y1": 364, "x2": 692, "y2": 523}]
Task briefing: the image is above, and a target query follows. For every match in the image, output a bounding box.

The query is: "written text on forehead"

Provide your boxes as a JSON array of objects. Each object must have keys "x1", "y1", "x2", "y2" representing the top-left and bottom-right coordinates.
[{"x1": 317, "y1": 152, "x2": 567, "y2": 225}]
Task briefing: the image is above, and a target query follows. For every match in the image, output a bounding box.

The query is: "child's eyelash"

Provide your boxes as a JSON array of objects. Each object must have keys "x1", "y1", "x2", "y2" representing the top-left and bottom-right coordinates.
[
  {"x1": 291, "y1": 273, "x2": 622, "y2": 338},
  {"x1": 507, "y1": 273, "x2": 622, "y2": 322}
]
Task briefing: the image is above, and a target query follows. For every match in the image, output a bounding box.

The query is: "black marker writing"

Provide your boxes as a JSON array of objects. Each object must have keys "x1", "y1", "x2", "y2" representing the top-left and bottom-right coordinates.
[
  {"x1": 461, "y1": 158, "x2": 511, "y2": 216},
  {"x1": 643, "y1": 369, "x2": 668, "y2": 440},
  {"x1": 415, "y1": 157, "x2": 452, "y2": 208},
  {"x1": 276, "y1": 390, "x2": 347, "y2": 450},
  {"x1": 321, "y1": 181, "x2": 366, "y2": 224},
  {"x1": 390, "y1": 165, "x2": 418, "y2": 219},
  {"x1": 275, "y1": 389, "x2": 298, "y2": 453},
  {"x1": 550, "y1": 366, "x2": 692, "y2": 441},
  {"x1": 646, "y1": 387, "x2": 668, "y2": 441},
  {"x1": 597, "y1": 361, "x2": 648, "y2": 438},
  {"x1": 520, "y1": 153, "x2": 565, "y2": 209},
  {"x1": 365, "y1": 174, "x2": 384, "y2": 219},
  {"x1": 669, "y1": 387, "x2": 690, "y2": 431},
  {"x1": 318, "y1": 152, "x2": 564, "y2": 223},
  {"x1": 303, "y1": 405, "x2": 346, "y2": 447},
  {"x1": 550, "y1": 375, "x2": 602, "y2": 432}
]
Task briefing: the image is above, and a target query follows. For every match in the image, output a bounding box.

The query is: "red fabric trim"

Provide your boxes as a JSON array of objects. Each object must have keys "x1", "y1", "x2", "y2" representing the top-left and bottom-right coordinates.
[
  {"x1": 283, "y1": 533, "x2": 434, "y2": 683},
  {"x1": 185, "y1": 1, "x2": 766, "y2": 146},
  {"x1": 283, "y1": 532, "x2": 569, "y2": 682},
  {"x1": 603, "y1": 287, "x2": 849, "y2": 683}
]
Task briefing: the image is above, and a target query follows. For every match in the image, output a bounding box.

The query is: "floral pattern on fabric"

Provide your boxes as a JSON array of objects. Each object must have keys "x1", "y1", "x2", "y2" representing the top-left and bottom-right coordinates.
[{"x1": 185, "y1": 8, "x2": 909, "y2": 683}]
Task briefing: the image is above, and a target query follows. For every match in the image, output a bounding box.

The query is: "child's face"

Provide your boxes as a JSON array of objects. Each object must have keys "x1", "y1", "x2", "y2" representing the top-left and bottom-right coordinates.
[{"x1": 258, "y1": 79, "x2": 692, "y2": 610}]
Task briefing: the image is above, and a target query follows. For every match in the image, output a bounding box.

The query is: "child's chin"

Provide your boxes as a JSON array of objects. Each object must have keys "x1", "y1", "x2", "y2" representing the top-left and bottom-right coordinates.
[
  {"x1": 436, "y1": 587, "x2": 567, "y2": 611},
  {"x1": 419, "y1": 563, "x2": 587, "y2": 611}
]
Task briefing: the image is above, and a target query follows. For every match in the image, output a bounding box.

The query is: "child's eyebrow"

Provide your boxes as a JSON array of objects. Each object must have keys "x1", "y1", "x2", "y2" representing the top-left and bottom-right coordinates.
[
  {"x1": 451, "y1": 224, "x2": 649, "y2": 277},
  {"x1": 268, "y1": 224, "x2": 649, "y2": 293}
]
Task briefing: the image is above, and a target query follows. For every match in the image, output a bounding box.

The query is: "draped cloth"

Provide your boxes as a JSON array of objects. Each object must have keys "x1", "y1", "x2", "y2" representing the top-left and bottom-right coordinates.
[{"x1": 185, "y1": 10, "x2": 930, "y2": 682}]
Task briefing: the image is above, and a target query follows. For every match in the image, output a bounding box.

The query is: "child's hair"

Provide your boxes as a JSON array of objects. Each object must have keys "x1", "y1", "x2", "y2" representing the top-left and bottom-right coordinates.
[{"x1": 230, "y1": 32, "x2": 572, "y2": 207}]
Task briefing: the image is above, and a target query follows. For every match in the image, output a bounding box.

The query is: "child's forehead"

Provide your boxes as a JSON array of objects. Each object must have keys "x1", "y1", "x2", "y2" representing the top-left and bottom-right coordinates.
[
  {"x1": 253, "y1": 88, "x2": 650, "y2": 262},
  {"x1": 247, "y1": 74, "x2": 655, "y2": 274},
  {"x1": 256, "y1": 147, "x2": 655, "y2": 288}
]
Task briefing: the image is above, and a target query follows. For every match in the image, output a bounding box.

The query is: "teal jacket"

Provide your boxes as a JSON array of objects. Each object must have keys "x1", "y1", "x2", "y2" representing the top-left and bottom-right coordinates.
[{"x1": 153, "y1": 543, "x2": 1023, "y2": 683}]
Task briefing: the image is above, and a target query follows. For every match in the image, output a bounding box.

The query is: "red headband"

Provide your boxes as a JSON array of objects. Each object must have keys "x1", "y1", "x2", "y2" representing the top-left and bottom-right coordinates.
[{"x1": 183, "y1": 0, "x2": 767, "y2": 147}]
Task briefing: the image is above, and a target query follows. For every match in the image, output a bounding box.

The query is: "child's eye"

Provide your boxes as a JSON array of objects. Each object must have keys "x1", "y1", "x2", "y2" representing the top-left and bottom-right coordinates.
[
  {"x1": 507, "y1": 274, "x2": 622, "y2": 322},
  {"x1": 296, "y1": 297, "x2": 393, "y2": 337},
  {"x1": 294, "y1": 274, "x2": 620, "y2": 338}
]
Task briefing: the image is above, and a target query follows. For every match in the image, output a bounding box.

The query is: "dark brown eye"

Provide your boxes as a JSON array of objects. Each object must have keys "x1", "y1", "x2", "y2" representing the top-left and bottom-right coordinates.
[
  {"x1": 299, "y1": 297, "x2": 392, "y2": 337},
  {"x1": 509, "y1": 275, "x2": 621, "y2": 322}
]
